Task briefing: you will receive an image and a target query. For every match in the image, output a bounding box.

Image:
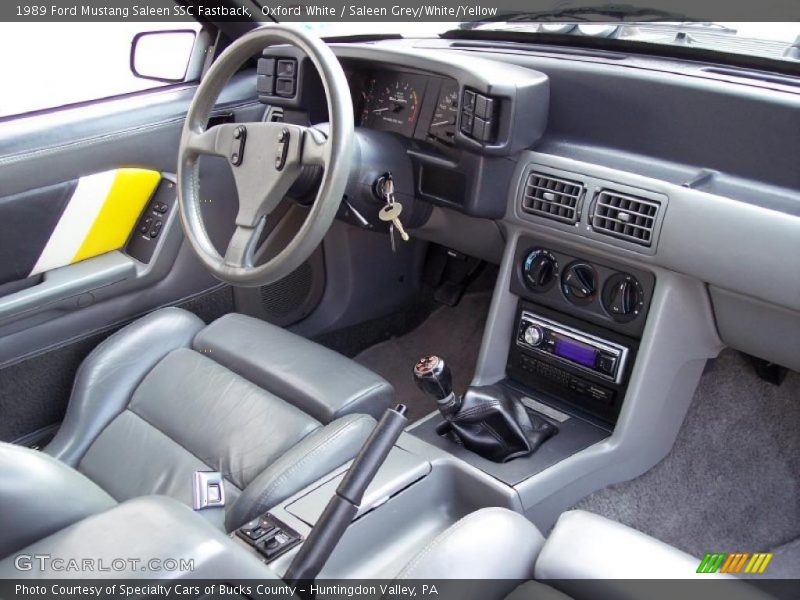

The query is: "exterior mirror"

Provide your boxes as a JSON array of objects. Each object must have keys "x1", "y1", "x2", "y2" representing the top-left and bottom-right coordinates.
[{"x1": 130, "y1": 29, "x2": 197, "y2": 83}]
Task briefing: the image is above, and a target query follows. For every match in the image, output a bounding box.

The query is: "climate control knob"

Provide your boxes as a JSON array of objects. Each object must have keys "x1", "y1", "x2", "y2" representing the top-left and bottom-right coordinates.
[
  {"x1": 523, "y1": 324, "x2": 544, "y2": 347},
  {"x1": 603, "y1": 273, "x2": 644, "y2": 322},
  {"x1": 522, "y1": 249, "x2": 558, "y2": 292},
  {"x1": 561, "y1": 262, "x2": 598, "y2": 305}
]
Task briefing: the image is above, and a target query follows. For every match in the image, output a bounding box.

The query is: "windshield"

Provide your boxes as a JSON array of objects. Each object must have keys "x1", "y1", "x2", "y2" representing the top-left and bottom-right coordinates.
[{"x1": 301, "y1": 22, "x2": 800, "y2": 64}]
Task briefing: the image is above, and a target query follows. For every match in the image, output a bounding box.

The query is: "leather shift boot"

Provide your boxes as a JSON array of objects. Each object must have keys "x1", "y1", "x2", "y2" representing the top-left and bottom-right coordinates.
[{"x1": 439, "y1": 385, "x2": 557, "y2": 463}]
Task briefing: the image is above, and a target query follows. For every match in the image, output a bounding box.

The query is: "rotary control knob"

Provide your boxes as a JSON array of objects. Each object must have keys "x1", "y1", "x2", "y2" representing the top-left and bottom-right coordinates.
[
  {"x1": 522, "y1": 249, "x2": 558, "y2": 292},
  {"x1": 561, "y1": 262, "x2": 598, "y2": 305},
  {"x1": 523, "y1": 324, "x2": 544, "y2": 347},
  {"x1": 603, "y1": 273, "x2": 644, "y2": 322}
]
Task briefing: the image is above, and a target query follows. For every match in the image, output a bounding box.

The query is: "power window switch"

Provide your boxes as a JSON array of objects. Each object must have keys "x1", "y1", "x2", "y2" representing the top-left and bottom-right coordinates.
[{"x1": 256, "y1": 530, "x2": 299, "y2": 560}]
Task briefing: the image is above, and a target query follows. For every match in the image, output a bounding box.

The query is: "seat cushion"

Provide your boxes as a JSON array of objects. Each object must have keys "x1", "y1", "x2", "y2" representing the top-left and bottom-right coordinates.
[
  {"x1": 78, "y1": 348, "x2": 320, "y2": 503},
  {"x1": 534, "y1": 510, "x2": 710, "y2": 580},
  {"x1": 44, "y1": 308, "x2": 392, "y2": 530}
]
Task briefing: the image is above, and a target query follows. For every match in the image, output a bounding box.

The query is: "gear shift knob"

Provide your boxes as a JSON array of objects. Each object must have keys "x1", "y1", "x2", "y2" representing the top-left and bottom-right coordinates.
[{"x1": 413, "y1": 355, "x2": 453, "y2": 400}]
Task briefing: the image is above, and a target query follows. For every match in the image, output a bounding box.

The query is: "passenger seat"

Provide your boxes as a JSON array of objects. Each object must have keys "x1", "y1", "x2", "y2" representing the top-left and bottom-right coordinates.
[{"x1": 397, "y1": 508, "x2": 770, "y2": 600}]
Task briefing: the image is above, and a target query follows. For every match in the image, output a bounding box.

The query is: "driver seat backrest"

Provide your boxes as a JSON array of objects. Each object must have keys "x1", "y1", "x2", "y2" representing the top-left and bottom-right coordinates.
[{"x1": 42, "y1": 308, "x2": 393, "y2": 531}]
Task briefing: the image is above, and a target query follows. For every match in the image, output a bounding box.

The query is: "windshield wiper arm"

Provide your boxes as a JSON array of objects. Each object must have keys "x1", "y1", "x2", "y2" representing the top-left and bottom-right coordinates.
[{"x1": 461, "y1": 3, "x2": 688, "y2": 28}]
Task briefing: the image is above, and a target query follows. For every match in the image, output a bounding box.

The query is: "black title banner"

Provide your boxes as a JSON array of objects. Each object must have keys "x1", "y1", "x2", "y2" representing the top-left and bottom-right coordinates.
[
  {"x1": 1, "y1": 579, "x2": 796, "y2": 600},
  {"x1": 3, "y1": 0, "x2": 800, "y2": 22}
]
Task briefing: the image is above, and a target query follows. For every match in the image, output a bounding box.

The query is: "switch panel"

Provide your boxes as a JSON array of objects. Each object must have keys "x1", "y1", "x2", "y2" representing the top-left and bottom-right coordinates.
[
  {"x1": 460, "y1": 88, "x2": 498, "y2": 143},
  {"x1": 125, "y1": 185, "x2": 175, "y2": 264},
  {"x1": 234, "y1": 513, "x2": 302, "y2": 562},
  {"x1": 258, "y1": 56, "x2": 298, "y2": 100}
]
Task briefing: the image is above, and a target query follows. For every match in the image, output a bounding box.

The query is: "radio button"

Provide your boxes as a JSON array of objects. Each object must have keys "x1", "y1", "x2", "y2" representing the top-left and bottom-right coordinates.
[
  {"x1": 523, "y1": 324, "x2": 544, "y2": 347},
  {"x1": 597, "y1": 354, "x2": 617, "y2": 375}
]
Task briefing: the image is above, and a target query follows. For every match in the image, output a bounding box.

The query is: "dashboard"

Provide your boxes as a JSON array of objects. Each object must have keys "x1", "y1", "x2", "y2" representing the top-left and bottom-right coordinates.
[
  {"x1": 347, "y1": 68, "x2": 460, "y2": 147},
  {"x1": 253, "y1": 39, "x2": 800, "y2": 375}
]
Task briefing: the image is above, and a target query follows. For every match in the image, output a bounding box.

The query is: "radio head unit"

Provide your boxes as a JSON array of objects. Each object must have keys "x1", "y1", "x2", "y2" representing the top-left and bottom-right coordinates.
[
  {"x1": 508, "y1": 303, "x2": 638, "y2": 424},
  {"x1": 517, "y1": 311, "x2": 629, "y2": 384}
]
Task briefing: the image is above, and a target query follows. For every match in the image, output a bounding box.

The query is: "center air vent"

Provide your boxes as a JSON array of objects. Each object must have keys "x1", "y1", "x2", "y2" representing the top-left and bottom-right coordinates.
[
  {"x1": 521, "y1": 172, "x2": 584, "y2": 225},
  {"x1": 591, "y1": 190, "x2": 660, "y2": 247}
]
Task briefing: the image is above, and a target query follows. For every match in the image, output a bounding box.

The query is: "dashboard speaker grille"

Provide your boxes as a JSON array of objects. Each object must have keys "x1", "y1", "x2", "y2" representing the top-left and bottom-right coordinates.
[
  {"x1": 521, "y1": 172, "x2": 584, "y2": 224},
  {"x1": 591, "y1": 190, "x2": 660, "y2": 247}
]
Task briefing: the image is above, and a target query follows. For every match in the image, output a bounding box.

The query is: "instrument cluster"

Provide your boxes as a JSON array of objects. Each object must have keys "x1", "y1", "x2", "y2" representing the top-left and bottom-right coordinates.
[{"x1": 348, "y1": 67, "x2": 460, "y2": 147}]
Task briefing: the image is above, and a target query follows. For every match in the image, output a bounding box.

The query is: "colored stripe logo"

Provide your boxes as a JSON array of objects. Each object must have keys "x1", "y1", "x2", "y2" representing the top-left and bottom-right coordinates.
[
  {"x1": 30, "y1": 168, "x2": 160, "y2": 277},
  {"x1": 697, "y1": 552, "x2": 773, "y2": 574}
]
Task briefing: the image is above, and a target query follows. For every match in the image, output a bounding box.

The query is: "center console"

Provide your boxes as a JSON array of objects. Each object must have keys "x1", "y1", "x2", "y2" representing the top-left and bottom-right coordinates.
[
  {"x1": 411, "y1": 235, "x2": 656, "y2": 486},
  {"x1": 230, "y1": 240, "x2": 658, "y2": 580}
]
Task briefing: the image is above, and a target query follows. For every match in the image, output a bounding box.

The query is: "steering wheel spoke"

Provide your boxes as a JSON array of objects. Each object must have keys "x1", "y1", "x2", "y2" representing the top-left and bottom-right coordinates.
[
  {"x1": 224, "y1": 220, "x2": 267, "y2": 268},
  {"x1": 301, "y1": 127, "x2": 329, "y2": 166},
  {"x1": 184, "y1": 126, "x2": 228, "y2": 157}
]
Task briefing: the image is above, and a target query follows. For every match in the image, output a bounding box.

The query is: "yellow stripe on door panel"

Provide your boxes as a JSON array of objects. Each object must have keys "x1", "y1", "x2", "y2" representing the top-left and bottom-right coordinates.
[
  {"x1": 72, "y1": 169, "x2": 160, "y2": 263},
  {"x1": 29, "y1": 170, "x2": 117, "y2": 276}
]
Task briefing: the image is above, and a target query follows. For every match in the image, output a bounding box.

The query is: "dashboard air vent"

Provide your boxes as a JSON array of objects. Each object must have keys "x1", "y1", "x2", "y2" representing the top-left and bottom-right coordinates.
[
  {"x1": 521, "y1": 172, "x2": 584, "y2": 224},
  {"x1": 591, "y1": 190, "x2": 660, "y2": 247}
]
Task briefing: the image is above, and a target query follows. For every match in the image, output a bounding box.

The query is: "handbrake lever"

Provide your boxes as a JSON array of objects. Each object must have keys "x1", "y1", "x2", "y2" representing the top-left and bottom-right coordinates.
[{"x1": 284, "y1": 404, "x2": 408, "y2": 584}]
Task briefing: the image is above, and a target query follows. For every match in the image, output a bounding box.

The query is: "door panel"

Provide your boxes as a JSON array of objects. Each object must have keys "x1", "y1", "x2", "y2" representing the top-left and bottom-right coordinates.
[
  {"x1": 0, "y1": 69, "x2": 258, "y2": 442},
  {"x1": 20, "y1": 169, "x2": 159, "y2": 279},
  {"x1": 0, "y1": 181, "x2": 75, "y2": 285}
]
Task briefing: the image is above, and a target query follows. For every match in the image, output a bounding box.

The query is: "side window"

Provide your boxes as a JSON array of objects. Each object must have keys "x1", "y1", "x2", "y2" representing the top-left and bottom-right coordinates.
[{"x1": 0, "y1": 22, "x2": 202, "y2": 119}]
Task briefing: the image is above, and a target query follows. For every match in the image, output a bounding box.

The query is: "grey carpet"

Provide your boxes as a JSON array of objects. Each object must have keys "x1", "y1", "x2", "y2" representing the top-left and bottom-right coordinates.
[
  {"x1": 573, "y1": 349, "x2": 800, "y2": 576},
  {"x1": 355, "y1": 292, "x2": 492, "y2": 422}
]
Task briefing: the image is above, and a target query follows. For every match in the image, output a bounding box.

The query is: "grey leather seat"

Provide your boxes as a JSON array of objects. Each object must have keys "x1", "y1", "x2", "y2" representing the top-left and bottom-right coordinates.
[
  {"x1": 11, "y1": 307, "x2": 393, "y2": 534},
  {"x1": 401, "y1": 508, "x2": 768, "y2": 600}
]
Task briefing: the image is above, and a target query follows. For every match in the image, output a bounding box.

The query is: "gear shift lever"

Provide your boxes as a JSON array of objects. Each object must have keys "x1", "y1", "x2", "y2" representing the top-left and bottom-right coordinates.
[
  {"x1": 413, "y1": 356, "x2": 461, "y2": 416},
  {"x1": 414, "y1": 355, "x2": 557, "y2": 462}
]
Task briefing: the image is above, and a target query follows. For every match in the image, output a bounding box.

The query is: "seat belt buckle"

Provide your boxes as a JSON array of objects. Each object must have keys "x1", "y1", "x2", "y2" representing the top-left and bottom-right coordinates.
[{"x1": 193, "y1": 471, "x2": 226, "y2": 511}]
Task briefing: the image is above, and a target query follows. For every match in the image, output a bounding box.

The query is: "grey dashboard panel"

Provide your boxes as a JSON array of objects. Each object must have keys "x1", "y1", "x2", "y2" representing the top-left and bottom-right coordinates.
[
  {"x1": 510, "y1": 152, "x2": 800, "y2": 314},
  {"x1": 711, "y1": 287, "x2": 800, "y2": 372},
  {"x1": 435, "y1": 40, "x2": 800, "y2": 195}
]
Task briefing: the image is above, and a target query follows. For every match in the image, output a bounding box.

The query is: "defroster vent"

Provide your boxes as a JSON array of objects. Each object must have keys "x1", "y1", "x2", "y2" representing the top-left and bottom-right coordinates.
[
  {"x1": 591, "y1": 190, "x2": 660, "y2": 247},
  {"x1": 521, "y1": 172, "x2": 584, "y2": 225}
]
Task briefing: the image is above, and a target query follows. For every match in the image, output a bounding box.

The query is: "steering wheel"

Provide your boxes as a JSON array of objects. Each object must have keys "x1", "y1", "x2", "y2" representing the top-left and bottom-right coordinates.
[{"x1": 177, "y1": 25, "x2": 354, "y2": 286}]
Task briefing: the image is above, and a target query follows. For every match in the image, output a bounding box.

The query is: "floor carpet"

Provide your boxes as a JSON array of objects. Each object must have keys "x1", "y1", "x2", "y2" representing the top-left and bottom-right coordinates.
[
  {"x1": 355, "y1": 292, "x2": 493, "y2": 423},
  {"x1": 573, "y1": 349, "x2": 800, "y2": 577}
]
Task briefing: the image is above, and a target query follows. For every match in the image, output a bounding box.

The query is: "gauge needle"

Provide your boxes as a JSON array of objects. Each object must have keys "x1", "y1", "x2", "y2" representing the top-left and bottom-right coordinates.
[
  {"x1": 431, "y1": 120, "x2": 450, "y2": 127},
  {"x1": 372, "y1": 108, "x2": 389, "y2": 113}
]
